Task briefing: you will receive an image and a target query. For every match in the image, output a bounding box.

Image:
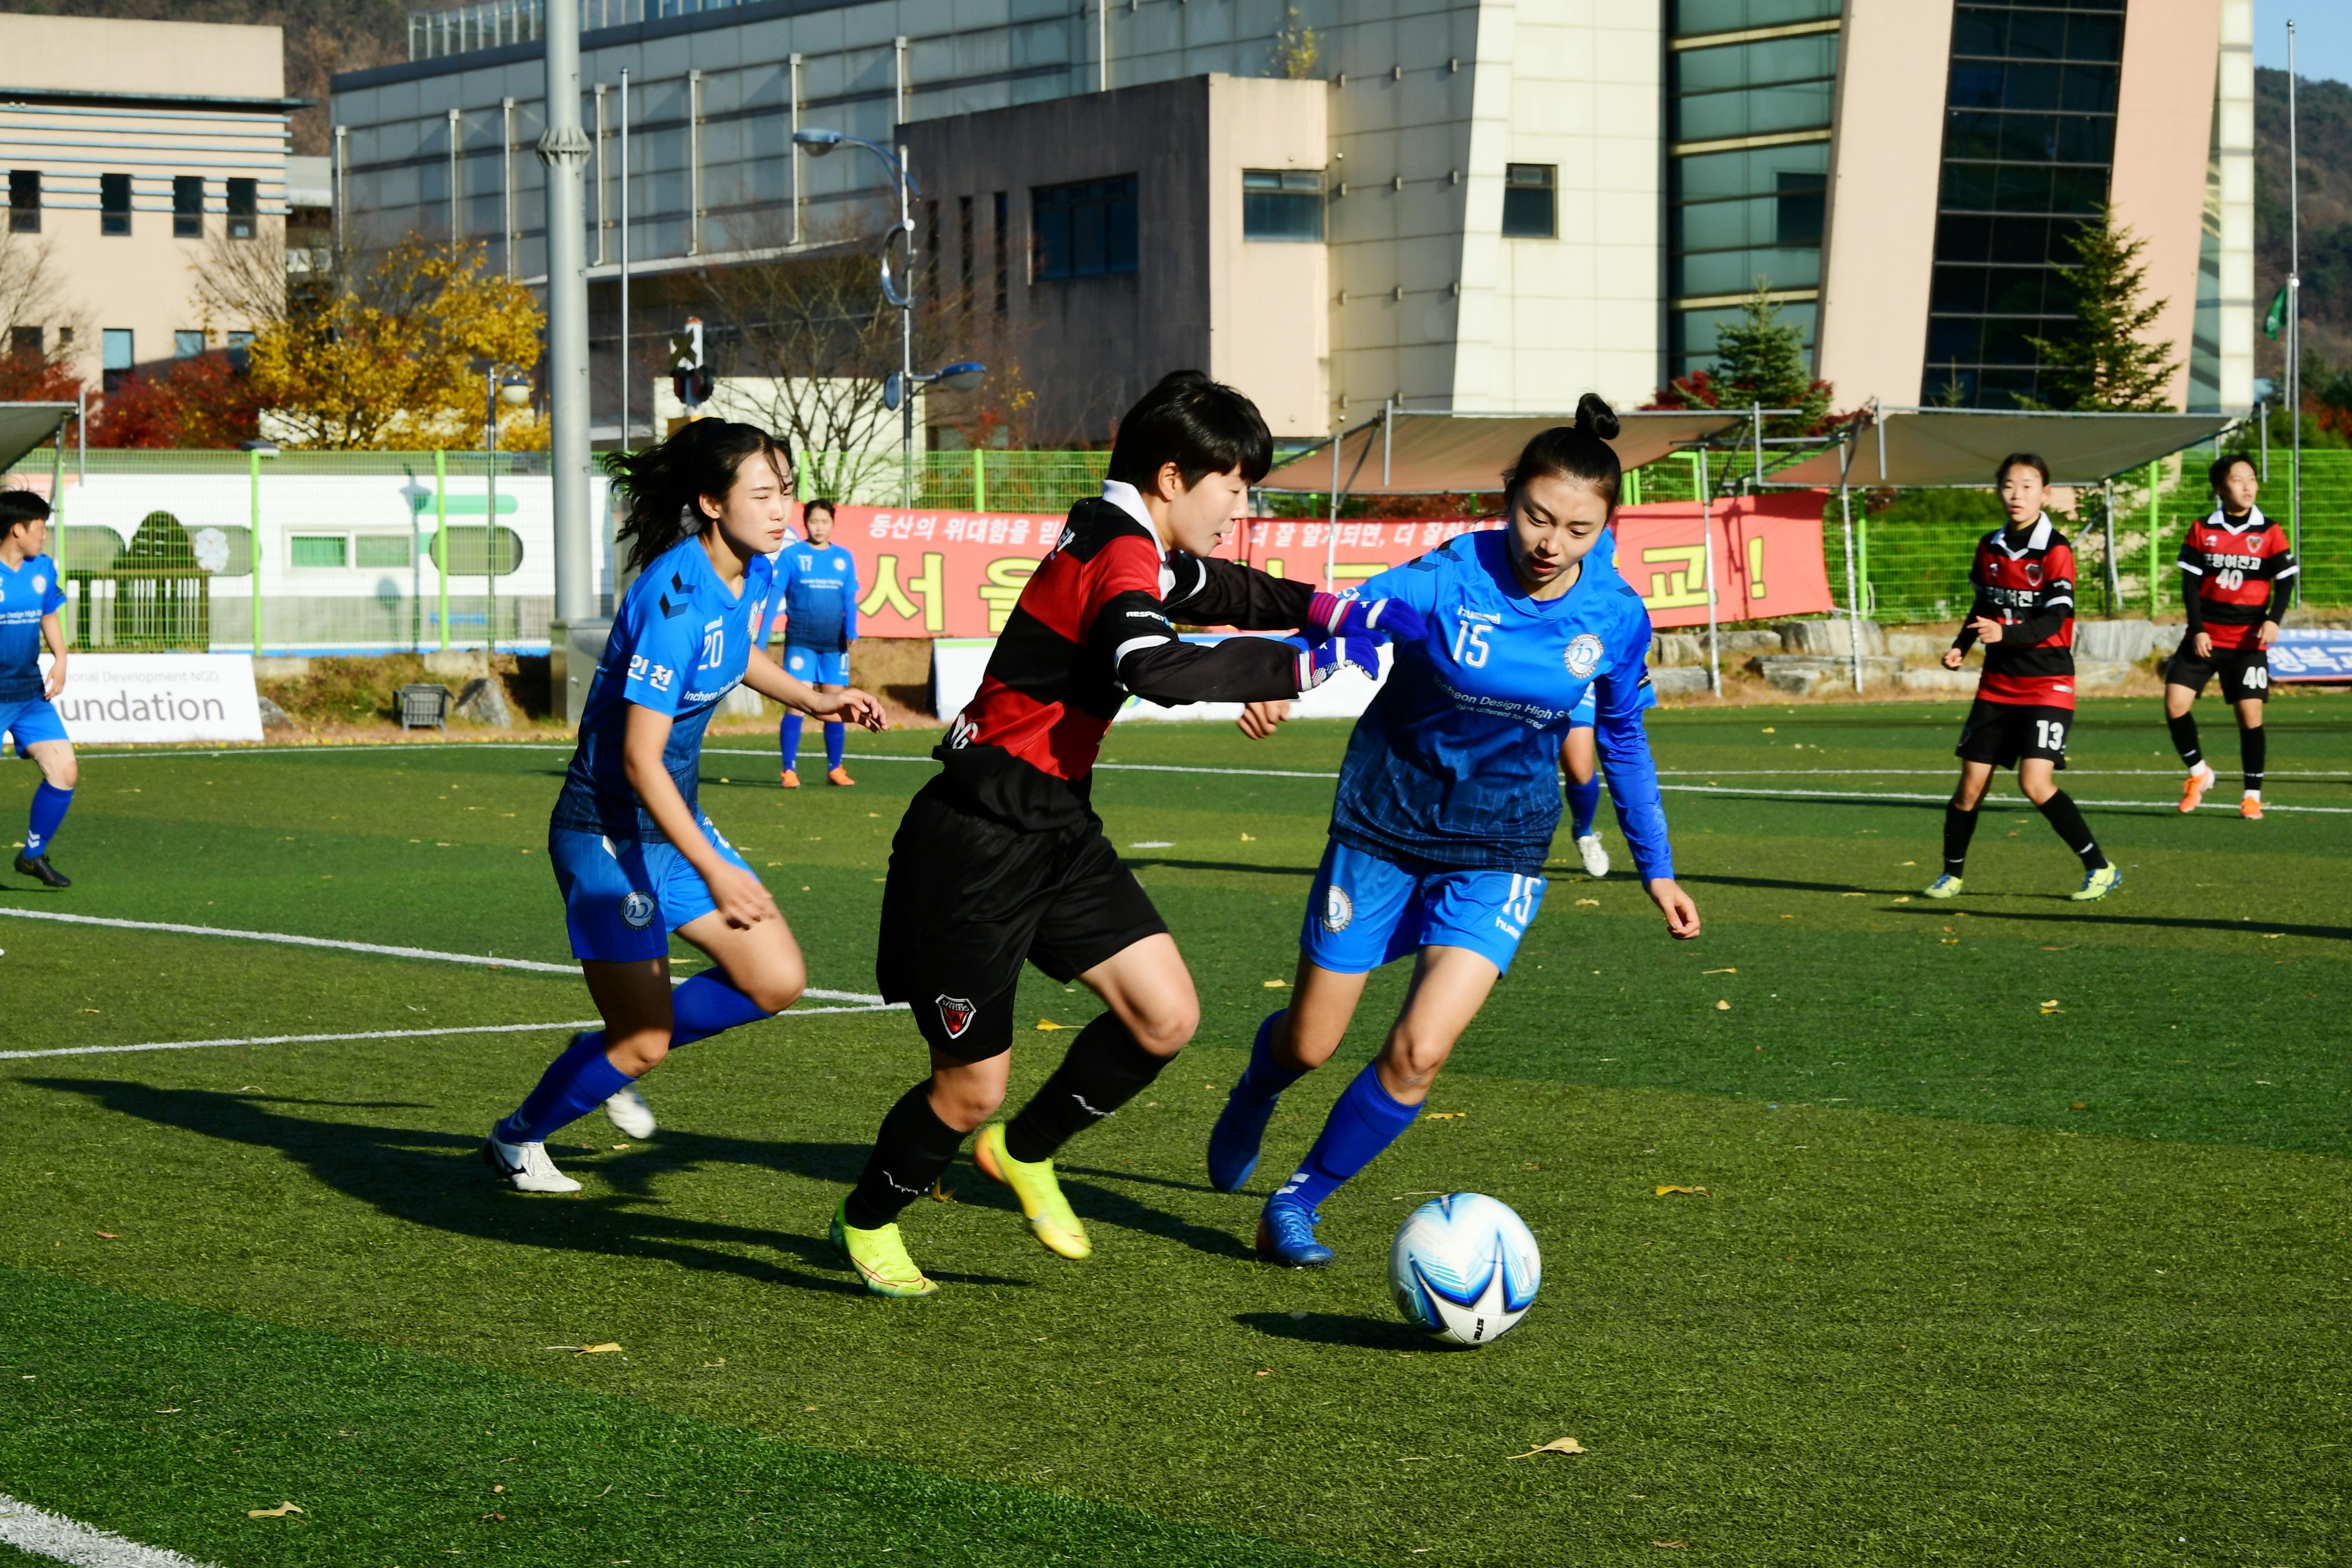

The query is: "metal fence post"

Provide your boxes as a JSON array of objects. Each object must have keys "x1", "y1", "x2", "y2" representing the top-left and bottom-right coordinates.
[
  {"x1": 436, "y1": 447, "x2": 450, "y2": 651},
  {"x1": 2147, "y1": 460, "x2": 2160, "y2": 615},
  {"x1": 248, "y1": 446, "x2": 263, "y2": 656},
  {"x1": 973, "y1": 448, "x2": 986, "y2": 511}
]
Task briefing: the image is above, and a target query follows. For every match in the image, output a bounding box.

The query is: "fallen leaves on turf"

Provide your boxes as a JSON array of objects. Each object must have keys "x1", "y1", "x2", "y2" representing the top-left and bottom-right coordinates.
[
  {"x1": 1656, "y1": 1185, "x2": 1711, "y2": 1197},
  {"x1": 247, "y1": 1502, "x2": 304, "y2": 1519},
  {"x1": 547, "y1": 1343, "x2": 623, "y2": 1355},
  {"x1": 95, "y1": 1231, "x2": 117, "y2": 1239},
  {"x1": 1576, "y1": 898, "x2": 1600, "y2": 906},
  {"x1": 1263, "y1": 979, "x2": 1287, "y2": 988},
  {"x1": 1654, "y1": 1542, "x2": 1687, "y2": 1550},
  {"x1": 1702, "y1": 967, "x2": 1736, "y2": 975},
  {"x1": 1715, "y1": 1000, "x2": 1731, "y2": 1011},
  {"x1": 1508, "y1": 1436, "x2": 1589, "y2": 1458},
  {"x1": 1425, "y1": 1112, "x2": 1466, "y2": 1121},
  {"x1": 1035, "y1": 1019, "x2": 1065, "y2": 1030}
]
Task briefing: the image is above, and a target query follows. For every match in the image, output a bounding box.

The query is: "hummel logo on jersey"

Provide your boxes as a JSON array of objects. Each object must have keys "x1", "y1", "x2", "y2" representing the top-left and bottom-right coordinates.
[
  {"x1": 947, "y1": 711, "x2": 980, "y2": 750},
  {"x1": 936, "y1": 994, "x2": 976, "y2": 1039}
]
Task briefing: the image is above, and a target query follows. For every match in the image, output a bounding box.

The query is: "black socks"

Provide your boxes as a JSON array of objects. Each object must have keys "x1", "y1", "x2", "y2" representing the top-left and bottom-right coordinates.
[
  {"x1": 1003, "y1": 1013, "x2": 1172, "y2": 1164},
  {"x1": 844, "y1": 1083, "x2": 966, "y2": 1230},
  {"x1": 2241, "y1": 726, "x2": 2265, "y2": 794},
  {"x1": 2167, "y1": 711, "x2": 2203, "y2": 770},
  {"x1": 1942, "y1": 803, "x2": 1980, "y2": 876},
  {"x1": 2036, "y1": 790, "x2": 2108, "y2": 870}
]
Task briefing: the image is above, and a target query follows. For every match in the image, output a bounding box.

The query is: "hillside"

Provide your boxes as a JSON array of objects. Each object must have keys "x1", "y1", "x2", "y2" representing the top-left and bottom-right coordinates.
[
  {"x1": 0, "y1": 0, "x2": 411, "y2": 154},
  {"x1": 2256, "y1": 66, "x2": 2352, "y2": 379}
]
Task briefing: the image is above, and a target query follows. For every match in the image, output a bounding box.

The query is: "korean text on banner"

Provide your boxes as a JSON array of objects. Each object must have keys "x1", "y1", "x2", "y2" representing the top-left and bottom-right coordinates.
[
  {"x1": 38, "y1": 653, "x2": 265, "y2": 743},
  {"x1": 835, "y1": 493, "x2": 1833, "y2": 639}
]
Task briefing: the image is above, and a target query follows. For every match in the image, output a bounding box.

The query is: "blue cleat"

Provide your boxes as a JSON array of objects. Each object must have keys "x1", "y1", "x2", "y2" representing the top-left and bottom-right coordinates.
[
  {"x1": 1208, "y1": 1086, "x2": 1279, "y2": 1193},
  {"x1": 1255, "y1": 1195, "x2": 1334, "y2": 1268}
]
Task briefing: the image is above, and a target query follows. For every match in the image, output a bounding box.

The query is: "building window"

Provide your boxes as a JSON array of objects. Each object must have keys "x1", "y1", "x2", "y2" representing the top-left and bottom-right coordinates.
[
  {"x1": 1924, "y1": 0, "x2": 2125, "y2": 407},
  {"x1": 102, "y1": 328, "x2": 134, "y2": 391},
  {"x1": 8, "y1": 170, "x2": 37, "y2": 234},
  {"x1": 226, "y1": 178, "x2": 257, "y2": 240},
  {"x1": 173, "y1": 175, "x2": 204, "y2": 239},
  {"x1": 993, "y1": 191, "x2": 1009, "y2": 314},
  {"x1": 1242, "y1": 170, "x2": 1325, "y2": 242},
  {"x1": 1665, "y1": 0, "x2": 1843, "y2": 379},
  {"x1": 174, "y1": 330, "x2": 206, "y2": 359},
  {"x1": 9, "y1": 326, "x2": 38, "y2": 359},
  {"x1": 354, "y1": 535, "x2": 414, "y2": 569},
  {"x1": 290, "y1": 534, "x2": 350, "y2": 570},
  {"x1": 959, "y1": 194, "x2": 974, "y2": 302},
  {"x1": 1501, "y1": 164, "x2": 1556, "y2": 238},
  {"x1": 1032, "y1": 175, "x2": 1138, "y2": 281},
  {"x1": 101, "y1": 172, "x2": 131, "y2": 237}
]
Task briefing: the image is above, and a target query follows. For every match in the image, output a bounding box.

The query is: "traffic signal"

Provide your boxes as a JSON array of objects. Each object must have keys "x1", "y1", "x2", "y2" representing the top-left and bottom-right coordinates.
[{"x1": 669, "y1": 317, "x2": 709, "y2": 409}]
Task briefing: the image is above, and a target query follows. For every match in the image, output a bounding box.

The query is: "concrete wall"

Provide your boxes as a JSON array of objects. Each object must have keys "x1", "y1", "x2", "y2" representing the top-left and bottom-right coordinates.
[
  {"x1": 2110, "y1": 0, "x2": 2221, "y2": 413},
  {"x1": 1204, "y1": 76, "x2": 1329, "y2": 438},
  {"x1": 0, "y1": 14, "x2": 289, "y2": 389},
  {"x1": 2212, "y1": 0, "x2": 2255, "y2": 412},
  {"x1": 1815, "y1": 0, "x2": 1955, "y2": 411}
]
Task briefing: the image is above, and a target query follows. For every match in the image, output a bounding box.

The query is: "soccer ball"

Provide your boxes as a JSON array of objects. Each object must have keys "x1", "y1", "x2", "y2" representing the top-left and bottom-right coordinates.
[{"x1": 1388, "y1": 1193, "x2": 1541, "y2": 1347}]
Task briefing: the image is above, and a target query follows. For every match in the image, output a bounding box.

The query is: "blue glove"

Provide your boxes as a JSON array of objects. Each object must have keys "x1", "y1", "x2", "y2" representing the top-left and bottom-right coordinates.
[
  {"x1": 1307, "y1": 590, "x2": 1427, "y2": 647},
  {"x1": 1288, "y1": 633, "x2": 1383, "y2": 691}
]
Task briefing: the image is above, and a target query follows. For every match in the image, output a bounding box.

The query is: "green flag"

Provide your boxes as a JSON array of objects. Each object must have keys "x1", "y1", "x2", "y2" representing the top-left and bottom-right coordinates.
[{"x1": 2264, "y1": 284, "x2": 2289, "y2": 340}]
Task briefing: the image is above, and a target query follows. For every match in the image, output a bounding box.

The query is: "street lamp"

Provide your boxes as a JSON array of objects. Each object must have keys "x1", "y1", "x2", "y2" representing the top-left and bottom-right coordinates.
[
  {"x1": 479, "y1": 367, "x2": 533, "y2": 661},
  {"x1": 793, "y1": 127, "x2": 985, "y2": 505}
]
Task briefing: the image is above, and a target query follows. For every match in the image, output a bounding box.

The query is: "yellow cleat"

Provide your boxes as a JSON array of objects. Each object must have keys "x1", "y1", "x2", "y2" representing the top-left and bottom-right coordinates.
[
  {"x1": 829, "y1": 1199, "x2": 940, "y2": 1298},
  {"x1": 974, "y1": 1124, "x2": 1092, "y2": 1259}
]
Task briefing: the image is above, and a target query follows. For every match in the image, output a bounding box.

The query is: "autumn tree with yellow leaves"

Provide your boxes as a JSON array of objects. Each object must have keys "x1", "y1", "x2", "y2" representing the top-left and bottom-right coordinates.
[{"x1": 199, "y1": 235, "x2": 546, "y2": 450}]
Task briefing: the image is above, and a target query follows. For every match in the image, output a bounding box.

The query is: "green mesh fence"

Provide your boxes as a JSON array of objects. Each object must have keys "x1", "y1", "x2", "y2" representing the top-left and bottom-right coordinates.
[{"x1": 793, "y1": 449, "x2": 1111, "y2": 513}]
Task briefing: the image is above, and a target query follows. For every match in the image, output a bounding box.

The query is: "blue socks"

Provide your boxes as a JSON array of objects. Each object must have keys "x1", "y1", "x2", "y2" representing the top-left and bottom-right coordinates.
[
  {"x1": 1277, "y1": 1062, "x2": 1422, "y2": 1210},
  {"x1": 670, "y1": 971, "x2": 773, "y2": 1047},
  {"x1": 1235, "y1": 1010, "x2": 1307, "y2": 1106},
  {"x1": 25, "y1": 782, "x2": 70, "y2": 856},
  {"x1": 779, "y1": 713, "x2": 804, "y2": 771},
  {"x1": 1566, "y1": 773, "x2": 1601, "y2": 839},
  {"x1": 825, "y1": 720, "x2": 846, "y2": 770},
  {"x1": 500, "y1": 1031, "x2": 633, "y2": 1144}
]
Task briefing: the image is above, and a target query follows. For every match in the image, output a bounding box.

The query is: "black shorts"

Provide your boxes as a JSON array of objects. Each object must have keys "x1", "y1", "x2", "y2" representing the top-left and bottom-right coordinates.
[
  {"x1": 1955, "y1": 698, "x2": 2072, "y2": 771},
  {"x1": 875, "y1": 776, "x2": 1167, "y2": 1061},
  {"x1": 2164, "y1": 642, "x2": 2270, "y2": 704}
]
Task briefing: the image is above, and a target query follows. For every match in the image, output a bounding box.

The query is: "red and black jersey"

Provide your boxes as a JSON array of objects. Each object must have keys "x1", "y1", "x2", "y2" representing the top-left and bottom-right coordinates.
[
  {"x1": 2178, "y1": 506, "x2": 2297, "y2": 650},
  {"x1": 1952, "y1": 513, "x2": 2077, "y2": 710},
  {"x1": 936, "y1": 486, "x2": 1314, "y2": 830}
]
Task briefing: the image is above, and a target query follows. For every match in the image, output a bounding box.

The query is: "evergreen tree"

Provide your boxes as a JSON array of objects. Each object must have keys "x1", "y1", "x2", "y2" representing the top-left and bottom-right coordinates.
[
  {"x1": 1649, "y1": 286, "x2": 1835, "y2": 437},
  {"x1": 2025, "y1": 207, "x2": 2179, "y2": 411}
]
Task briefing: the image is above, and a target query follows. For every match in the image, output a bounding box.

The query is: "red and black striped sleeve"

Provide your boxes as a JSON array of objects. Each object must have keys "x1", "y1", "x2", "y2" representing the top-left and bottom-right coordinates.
[{"x1": 1085, "y1": 547, "x2": 1309, "y2": 707}]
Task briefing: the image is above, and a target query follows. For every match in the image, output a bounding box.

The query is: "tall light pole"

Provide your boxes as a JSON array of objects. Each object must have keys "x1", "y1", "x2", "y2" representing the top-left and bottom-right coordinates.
[
  {"x1": 2285, "y1": 20, "x2": 2303, "y2": 602},
  {"x1": 539, "y1": 0, "x2": 595, "y2": 694},
  {"x1": 794, "y1": 128, "x2": 920, "y2": 503}
]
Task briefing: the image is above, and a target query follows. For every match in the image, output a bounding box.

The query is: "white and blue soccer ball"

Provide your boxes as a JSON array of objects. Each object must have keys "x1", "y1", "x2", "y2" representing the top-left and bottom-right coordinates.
[{"x1": 1389, "y1": 1193, "x2": 1542, "y2": 1347}]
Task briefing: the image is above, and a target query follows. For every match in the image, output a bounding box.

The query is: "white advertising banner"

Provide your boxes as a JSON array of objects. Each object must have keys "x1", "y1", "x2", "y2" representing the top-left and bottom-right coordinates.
[
  {"x1": 33, "y1": 653, "x2": 266, "y2": 745},
  {"x1": 931, "y1": 636, "x2": 1390, "y2": 730}
]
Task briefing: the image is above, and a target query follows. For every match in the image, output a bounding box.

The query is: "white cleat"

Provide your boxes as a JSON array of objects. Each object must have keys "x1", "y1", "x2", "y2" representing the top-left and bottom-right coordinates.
[
  {"x1": 1575, "y1": 832, "x2": 1611, "y2": 878},
  {"x1": 482, "y1": 1130, "x2": 582, "y2": 1194},
  {"x1": 604, "y1": 1084, "x2": 656, "y2": 1139}
]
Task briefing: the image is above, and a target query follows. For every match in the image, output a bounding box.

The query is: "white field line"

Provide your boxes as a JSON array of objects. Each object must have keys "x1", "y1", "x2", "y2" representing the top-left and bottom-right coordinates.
[
  {"x1": 0, "y1": 1006, "x2": 905, "y2": 1062},
  {"x1": 0, "y1": 1494, "x2": 216, "y2": 1568},
  {"x1": 1657, "y1": 782, "x2": 2352, "y2": 814},
  {"x1": 0, "y1": 909, "x2": 889, "y2": 1005}
]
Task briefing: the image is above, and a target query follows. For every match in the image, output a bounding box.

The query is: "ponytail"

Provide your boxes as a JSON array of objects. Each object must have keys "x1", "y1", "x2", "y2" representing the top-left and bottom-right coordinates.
[
  {"x1": 1501, "y1": 393, "x2": 1623, "y2": 513},
  {"x1": 604, "y1": 420, "x2": 792, "y2": 573}
]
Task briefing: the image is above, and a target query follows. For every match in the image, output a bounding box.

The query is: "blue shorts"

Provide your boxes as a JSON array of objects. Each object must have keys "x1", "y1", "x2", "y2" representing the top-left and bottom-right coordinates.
[
  {"x1": 1300, "y1": 840, "x2": 1548, "y2": 977},
  {"x1": 781, "y1": 645, "x2": 848, "y2": 685},
  {"x1": 0, "y1": 697, "x2": 67, "y2": 757},
  {"x1": 548, "y1": 816, "x2": 758, "y2": 963},
  {"x1": 1568, "y1": 686, "x2": 1595, "y2": 729}
]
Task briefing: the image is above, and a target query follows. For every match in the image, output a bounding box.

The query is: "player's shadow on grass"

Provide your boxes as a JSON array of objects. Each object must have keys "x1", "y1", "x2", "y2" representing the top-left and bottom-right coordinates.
[
  {"x1": 1123, "y1": 857, "x2": 1320, "y2": 879},
  {"x1": 948, "y1": 1159, "x2": 1257, "y2": 1262},
  {"x1": 1677, "y1": 871, "x2": 1893, "y2": 896},
  {"x1": 27, "y1": 1078, "x2": 1026, "y2": 1294},
  {"x1": 1233, "y1": 1310, "x2": 1436, "y2": 1353},
  {"x1": 1895, "y1": 908, "x2": 2352, "y2": 941}
]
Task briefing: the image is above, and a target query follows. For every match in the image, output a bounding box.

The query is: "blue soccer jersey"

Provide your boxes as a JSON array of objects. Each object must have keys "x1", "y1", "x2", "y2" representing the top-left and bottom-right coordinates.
[
  {"x1": 0, "y1": 552, "x2": 64, "y2": 703},
  {"x1": 774, "y1": 540, "x2": 858, "y2": 651},
  {"x1": 552, "y1": 536, "x2": 775, "y2": 839},
  {"x1": 1330, "y1": 528, "x2": 1672, "y2": 879}
]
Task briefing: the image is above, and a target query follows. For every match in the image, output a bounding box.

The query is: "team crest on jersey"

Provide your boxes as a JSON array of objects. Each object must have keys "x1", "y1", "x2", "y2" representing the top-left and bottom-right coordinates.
[
  {"x1": 1322, "y1": 885, "x2": 1354, "y2": 933},
  {"x1": 2023, "y1": 562, "x2": 2043, "y2": 587},
  {"x1": 936, "y1": 994, "x2": 977, "y2": 1039},
  {"x1": 619, "y1": 891, "x2": 656, "y2": 930},
  {"x1": 1563, "y1": 632, "x2": 1604, "y2": 679}
]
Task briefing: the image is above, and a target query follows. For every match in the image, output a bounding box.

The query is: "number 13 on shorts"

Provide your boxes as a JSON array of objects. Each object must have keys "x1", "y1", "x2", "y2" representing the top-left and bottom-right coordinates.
[{"x1": 2036, "y1": 717, "x2": 2066, "y2": 752}]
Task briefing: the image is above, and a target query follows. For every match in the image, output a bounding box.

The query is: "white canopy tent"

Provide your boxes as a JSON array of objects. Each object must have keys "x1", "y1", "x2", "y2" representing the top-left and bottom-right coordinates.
[
  {"x1": 1258, "y1": 408, "x2": 1748, "y2": 497},
  {"x1": 0, "y1": 402, "x2": 75, "y2": 479},
  {"x1": 1772, "y1": 406, "x2": 2244, "y2": 694}
]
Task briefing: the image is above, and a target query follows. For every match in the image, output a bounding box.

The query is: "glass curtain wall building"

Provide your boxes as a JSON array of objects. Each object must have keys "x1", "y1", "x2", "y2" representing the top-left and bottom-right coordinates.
[
  {"x1": 1666, "y1": 0, "x2": 1842, "y2": 384},
  {"x1": 1924, "y1": 0, "x2": 2125, "y2": 408}
]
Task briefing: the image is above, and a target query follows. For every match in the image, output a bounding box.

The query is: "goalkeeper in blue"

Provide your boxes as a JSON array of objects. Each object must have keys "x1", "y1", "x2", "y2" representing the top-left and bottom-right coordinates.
[
  {"x1": 482, "y1": 421, "x2": 885, "y2": 1194},
  {"x1": 1210, "y1": 396, "x2": 1701, "y2": 1265}
]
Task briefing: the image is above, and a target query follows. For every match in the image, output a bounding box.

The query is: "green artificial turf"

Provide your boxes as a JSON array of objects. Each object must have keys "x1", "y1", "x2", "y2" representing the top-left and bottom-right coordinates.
[{"x1": 0, "y1": 698, "x2": 2347, "y2": 1565}]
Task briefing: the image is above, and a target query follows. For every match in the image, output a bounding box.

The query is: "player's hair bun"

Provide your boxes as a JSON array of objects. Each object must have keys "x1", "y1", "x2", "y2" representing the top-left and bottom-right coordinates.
[
  {"x1": 1502, "y1": 394, "x2": 1624, "y2": 512},
  {"x1": 1573, "y1": 393, "x2": 1620, "y2": 443}
]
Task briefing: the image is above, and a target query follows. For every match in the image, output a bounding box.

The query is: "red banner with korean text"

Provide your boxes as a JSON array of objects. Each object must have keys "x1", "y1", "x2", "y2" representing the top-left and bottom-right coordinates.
[{"x1": 836, "y1": 493, "x2": 1831, "y2": 638}]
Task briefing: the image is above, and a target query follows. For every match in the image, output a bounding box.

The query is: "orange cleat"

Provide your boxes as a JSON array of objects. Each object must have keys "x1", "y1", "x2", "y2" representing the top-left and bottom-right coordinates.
[
  {"x1": 826, "y1": 765, "x2": 856, "y2": 787},
  {"x1": 2240, "y1": 794, "x2": 2263, "y2": 820},
  {"x1": 780, "y1": 768, "x2": 800, "y2": 789},
  {"x1": 2178, "y1": 766, "x2": 2214, "y2": 813}
]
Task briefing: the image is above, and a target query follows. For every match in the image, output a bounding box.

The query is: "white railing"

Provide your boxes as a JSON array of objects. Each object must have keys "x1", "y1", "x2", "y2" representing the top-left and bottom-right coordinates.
[{"x1": 407, "y1": 0, "x2": 748, "y2": 62}]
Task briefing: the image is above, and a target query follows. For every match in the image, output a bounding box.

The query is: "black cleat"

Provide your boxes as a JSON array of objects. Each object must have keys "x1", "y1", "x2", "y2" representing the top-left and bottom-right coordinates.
[{"x1": 13, "y1": 852, "x2": 69, "y2": 888}]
